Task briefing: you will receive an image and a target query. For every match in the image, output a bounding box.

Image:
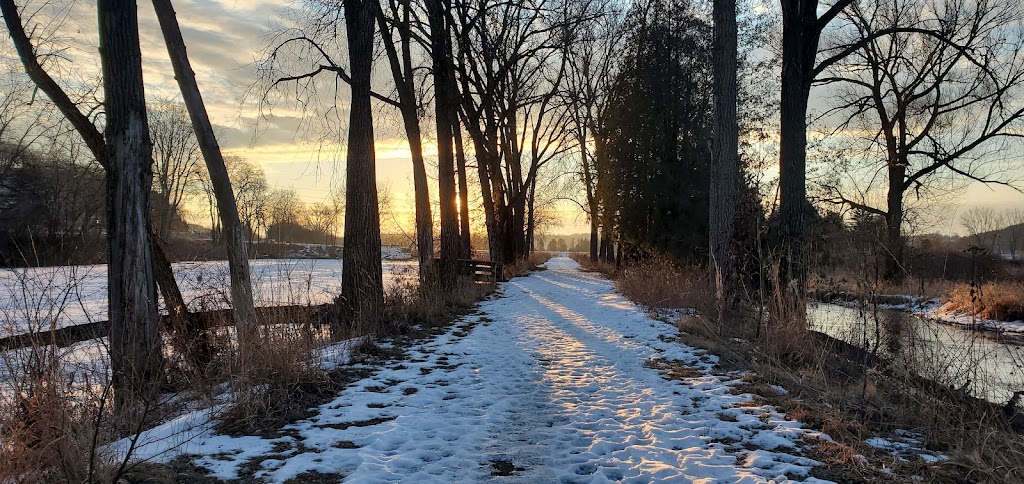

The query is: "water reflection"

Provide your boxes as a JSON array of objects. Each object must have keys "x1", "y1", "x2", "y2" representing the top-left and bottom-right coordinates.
[{"x1": 809, "y1": 303, "x2": 1024, "y2": 404}]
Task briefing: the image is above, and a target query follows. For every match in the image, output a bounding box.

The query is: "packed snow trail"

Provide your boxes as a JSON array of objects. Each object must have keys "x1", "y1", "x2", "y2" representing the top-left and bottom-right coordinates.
[{"x1": 135, "y1": 257, "x2": 832, "y2": 482}]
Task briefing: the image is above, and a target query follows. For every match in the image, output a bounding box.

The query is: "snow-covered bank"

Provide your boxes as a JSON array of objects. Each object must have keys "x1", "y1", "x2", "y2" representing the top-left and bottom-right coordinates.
[
  {"x1": 123, "y1": 257, "x2": 837, "y2": 482},
  {"x1": 0, "y1": 258, "x2": 416, "y2": 337}
]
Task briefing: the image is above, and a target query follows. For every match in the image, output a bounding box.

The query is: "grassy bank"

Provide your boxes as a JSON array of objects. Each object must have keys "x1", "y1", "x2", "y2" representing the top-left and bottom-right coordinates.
[{"x1": 574, "y1": 253, "x2": 1024, "y2": 483}]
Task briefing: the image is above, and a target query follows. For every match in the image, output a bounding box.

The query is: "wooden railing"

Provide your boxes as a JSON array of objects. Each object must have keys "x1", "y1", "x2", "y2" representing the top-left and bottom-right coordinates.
[{"x1": 434, "y1": 258, "x2": 505, "y2": 283}]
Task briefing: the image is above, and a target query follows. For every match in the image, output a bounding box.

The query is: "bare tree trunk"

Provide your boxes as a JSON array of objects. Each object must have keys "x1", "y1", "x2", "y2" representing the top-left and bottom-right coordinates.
[
  {"x1": 472, "y1": 137, "x2": 499, "y2": 262},
  {"x1": 778, "y1": 1, "x2": 817, "y2": 308},
  {"x1": 152, "y1": 0, "x2": 258, "y2": 350},
  {"x1": 710, "y1": 0, "x2": 739, "y2": 306},
  {"x1": 426, "y1": 0, "x2": 461, "y2": 287},
  {"x1": 2, "y1": 0, "x2": 199, "y2": 378},
  {"x1": 409, "y1": 128, "x2": 435, "y2": 276},
  {"x1": 580, "y1": 146, "x2": 599, "y2": 262},
  {"x1": 598, "y1": 230, "x2": 607, "y2": 261},
  {"x1": 372, "y1": 1, "x2": 435, "y2": 283},
  {"x1": 99, "y1": 0, "x2": 162, "y2": 406},
  {"x1": 884, "y1": 163, "x2": 907, "y2": 281},
  {"x1": 526, "y1": 178, "x2": 536, "y2": 255},
  {"x1": 152, "y1": 235, "x2": 212, "y2": 367},
  {"x1": 338, "y1": 0, "x2": 384, "y2": 335},
  {"x1": 454, "y1": 124, "x2": 472, "y2": 259}
]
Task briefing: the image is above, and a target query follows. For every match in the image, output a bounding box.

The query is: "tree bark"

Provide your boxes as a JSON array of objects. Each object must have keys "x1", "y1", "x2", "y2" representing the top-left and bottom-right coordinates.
[
  {"x1": 710, "y1": 0, "x2": 739, "y2": 305},
  {"x1": 338, "y1": 0, "x2": 384, "y2": 335},
  {"x1": 98, "y1": 0, "x2": 163, "y2": 405},
  {"x1": 884, "y1": 163, "x2": 906, "y2": 281},
  {"x1": 152, "y1": 0, "x2": 258, "y2": 350},
  {"x1": 580, "y1": 144, "x2": 599, "y2": 262},
  {"x1": 454, "y1": 123, "x2": 472, "y2": 259},
  {"x1": 526, "y1": 177, "x2": 536, "y2": 255},
  {"x1": 2, "y1": 0, "x2": 194, "y2": 371},
  {"x1": 152, "y1": 234, "x2": 212, "y2": 367},
  {"x1": 425, "y1": 0, "x2": 461, "y2": 287},
  {"x1": 778, "y1": 0, "x2": 819, "y2": 306}
]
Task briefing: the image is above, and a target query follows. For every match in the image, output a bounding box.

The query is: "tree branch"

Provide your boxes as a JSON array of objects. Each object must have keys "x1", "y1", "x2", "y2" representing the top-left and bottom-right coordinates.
[{"x1": 0, "y1": 0, "x2": 108, "y2": 169}]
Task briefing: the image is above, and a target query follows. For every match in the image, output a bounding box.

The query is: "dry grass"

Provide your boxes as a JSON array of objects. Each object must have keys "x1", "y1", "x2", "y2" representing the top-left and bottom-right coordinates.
[
  {"x1": 685, "y1": 309, "x2": 1024, "y2": 482},
  {"x1": 503, "y1": 251, "x2": 555, "y2": 279},
  {"x1": 202, "y1": 308, "x2": 329, "y2": 436},
  {"x1": 384, "y1": 278, "x2": 493, "y2": 330},
  {"x1": 0, "y1": 343, "x2": 121, "y2": 482},
  {"x1": 945, "y1": 281, "x2": 1024, "y2": 321},
  {"x1": 573, "y1": 248, "x2": 1024, "y2": 482},
  {"x1": 574, "y1": 253, "x2": 712, "y2": 312}
]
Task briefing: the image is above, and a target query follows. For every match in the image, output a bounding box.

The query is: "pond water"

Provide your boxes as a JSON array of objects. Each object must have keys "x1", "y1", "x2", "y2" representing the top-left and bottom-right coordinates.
[{"x1": 809, "y1": 302, "x2": 1024, "y2": 405}]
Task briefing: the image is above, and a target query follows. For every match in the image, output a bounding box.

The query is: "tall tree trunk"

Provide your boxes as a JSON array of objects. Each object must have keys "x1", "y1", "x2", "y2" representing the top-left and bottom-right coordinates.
[
  {"x1": 152, "y1": 235, "x2": 212, "y2": 367},
  {"x1": 489, "y1": 145, "x2": 509, "y2": 264},
  {"x1": 2, "y1": 0, "x2": 197, "y2": 374},
  {"x1": 526, "y1": 177, "x2": 536, "y2": 255},
  {"x1": 454, "y1": 124, "x2": 472, "y2": 259},
  {"x1": 152, "y1": 0, "x2": 258, "y2": 351},
  {"x1": 471, "y1": 137, "x2": 499, "y2": 262},
  {"x1": 598, "y1": 230, "x2": 608, "y2": 261},
  {"x1": 778, "y1": 1, "x2": 816, "y2": 307},
  {"x1": 580, "y1": 143, "x2": 599, "y2": 262},
  {"x1": 426, "y1": 0, "x2": 461, "y2": 287},
  {"x1": 407, "y1": 122, "x2": 435, "y2": 280},
  {"x1": 884, "y1": 163, "x2": 907, "y2": 281},
  {"x1": 99, "y1": 0, "x2": 162, "y2": 406},
  {"x1": 376, "y1": 1, "x2": 435, "y2": 283},
  {"x1": 338, "y1": 0, "x2": 384, "y2": 335},
  {"x1": 710, "y1": 0, "x2": 739, "y2": 305}
]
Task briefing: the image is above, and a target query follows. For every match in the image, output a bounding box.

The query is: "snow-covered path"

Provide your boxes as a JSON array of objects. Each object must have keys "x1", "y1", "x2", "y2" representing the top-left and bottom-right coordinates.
[{"x1": 141, "y1": 257, "x2": 830, "y2": 482}]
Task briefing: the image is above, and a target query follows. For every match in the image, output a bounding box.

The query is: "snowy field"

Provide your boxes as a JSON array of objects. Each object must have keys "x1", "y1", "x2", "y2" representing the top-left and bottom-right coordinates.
[
  {"x1": 115, "y1": 257, "x2": 839, "y2": 482},
  {"x1": 0, "y1": 257, "x2": 417, "y2": 337}
]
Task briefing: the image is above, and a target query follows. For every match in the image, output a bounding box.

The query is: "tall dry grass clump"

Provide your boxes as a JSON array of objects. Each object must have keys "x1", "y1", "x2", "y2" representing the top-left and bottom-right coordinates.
[
  {"x1": 0, "y1": 342, "x2": 120, "y2": 482},
  {"x1": 618, "y1": 257, "x2": 712, "y2": 311},
  {"x1": 383, "y1": 264, "x2": 496, "y2": 330},
  {"x1": 214, "y1": 305, "x2": 333, "y2": 436},
  {"x1": 0, "y1": 265, "x2": 125, "y2": 482},
  {"x1": 503, "y1": 251, "x2": 554, "y2": 279},
  {"x1": 945, "y1": 281, "x2": 1024, "y2": 322}
]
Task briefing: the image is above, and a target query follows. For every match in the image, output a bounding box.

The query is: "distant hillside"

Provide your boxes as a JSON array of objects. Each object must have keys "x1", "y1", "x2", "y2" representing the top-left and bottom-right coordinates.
[{"x1": 962, "y1": 223, "x2": 1024, "y2": 259}]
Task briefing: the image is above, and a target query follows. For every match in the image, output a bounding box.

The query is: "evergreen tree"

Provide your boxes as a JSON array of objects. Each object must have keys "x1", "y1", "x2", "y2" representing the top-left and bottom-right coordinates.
[{"x1": 602, "y1": 0, "x2": 712, "y2": 261}]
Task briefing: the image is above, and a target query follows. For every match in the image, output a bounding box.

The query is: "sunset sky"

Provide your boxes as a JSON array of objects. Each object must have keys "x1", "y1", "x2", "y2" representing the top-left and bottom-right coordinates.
[{"x1": 4, "y1": 0, "x2": 1023, "y2": 237}]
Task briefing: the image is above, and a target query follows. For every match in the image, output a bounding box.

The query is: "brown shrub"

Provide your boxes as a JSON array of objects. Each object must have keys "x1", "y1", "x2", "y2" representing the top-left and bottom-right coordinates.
[
  {"x1": 0, "y1": 345, "x2": 118, "y2": 482},
  {"x1": 384, "y1": 277, "x2": 492, "y2": 329},
  {"x1": 581, "y1": 253, "x2": 711, "y2": 313},
  {"x1": 586, "y1": 253, "x2": 711, "y2": 311},
  {"x1": 945, "y1": 282, "x2": 1024, "y2": 321},
  {"x1": 503, "y1": 251, "x2": 554, "y2": 279},
  {"x1": 571, "y1": 253, "x2": 617, "y2": 275}
]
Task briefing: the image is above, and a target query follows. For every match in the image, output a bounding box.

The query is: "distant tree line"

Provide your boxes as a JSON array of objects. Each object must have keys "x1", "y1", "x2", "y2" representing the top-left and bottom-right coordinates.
[{"x1": 0, "y1": 121, "x2": 344, "y2": 266}]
